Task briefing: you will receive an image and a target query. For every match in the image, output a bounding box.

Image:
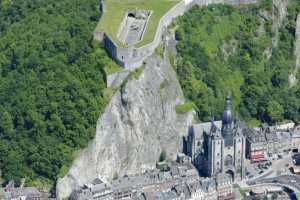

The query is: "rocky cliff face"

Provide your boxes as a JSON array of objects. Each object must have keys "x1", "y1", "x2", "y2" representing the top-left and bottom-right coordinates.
[
  {"x1": 261, "y1": 0, "x2": 289, "y2": 59},
  {"x1": 289, "y1": 14, "x2": 300, "y2": 87},
  {"x1": 272, "y1": 0, "x2": 289, "y2": 48},
  {"x1": 56, "y1": 55, "x2": 194, "y2": 199}
]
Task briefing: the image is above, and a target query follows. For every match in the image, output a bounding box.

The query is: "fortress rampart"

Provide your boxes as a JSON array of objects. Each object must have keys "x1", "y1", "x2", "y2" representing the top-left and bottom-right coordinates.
[{"x1": 94, "y1": 0, "x2": 258, "y2": 69}]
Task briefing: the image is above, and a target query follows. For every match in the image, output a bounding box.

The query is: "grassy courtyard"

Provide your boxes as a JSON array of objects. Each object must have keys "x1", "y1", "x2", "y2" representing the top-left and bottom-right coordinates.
[{"x1": 96, "y1": 0, "x2": 180, "y2": 47}]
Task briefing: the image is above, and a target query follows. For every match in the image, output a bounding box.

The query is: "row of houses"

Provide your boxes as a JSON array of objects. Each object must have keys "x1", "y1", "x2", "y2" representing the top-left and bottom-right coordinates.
[
  {"x1": 70, "y1": 154, "x2": 234, "y2": 200},
  {"x1": 245, "y1": 123, "x2": 300, "y2": 162},
  {"x1": 0, "y1": 181, "x2": 50, "y2": 200}
]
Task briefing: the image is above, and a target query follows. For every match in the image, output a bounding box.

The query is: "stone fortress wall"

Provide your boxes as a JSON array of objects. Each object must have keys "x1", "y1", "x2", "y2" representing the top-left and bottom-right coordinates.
[{"x1": 94, "y1": 0, "x2": 258, "y2": 70}]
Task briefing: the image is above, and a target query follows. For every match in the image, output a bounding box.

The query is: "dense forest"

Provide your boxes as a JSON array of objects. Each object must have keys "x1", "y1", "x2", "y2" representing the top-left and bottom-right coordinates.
[
  {"x1": 0, "y1": 0, "x2": 114, "y2": 188},
  {"x1": 176, "y1": 0, "x2": 300, "y2": 126}
]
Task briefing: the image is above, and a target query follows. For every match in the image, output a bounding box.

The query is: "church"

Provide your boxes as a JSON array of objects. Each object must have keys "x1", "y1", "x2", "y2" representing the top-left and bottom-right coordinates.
[{"x1": 185, "y1": 96, "x2": 246, "y2": 182}]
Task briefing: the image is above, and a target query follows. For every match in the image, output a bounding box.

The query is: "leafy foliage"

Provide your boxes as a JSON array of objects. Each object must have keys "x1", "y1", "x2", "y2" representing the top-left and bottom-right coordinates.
[
  {"x1": 0, "y1": 0, "x2": 114, "y2": 187},
  {"x1": 175, "y1": 102, "x2": 195, "y2": 114},
  {"x1": 176, "y1": 2, "x2": 300, "y2": 124}
]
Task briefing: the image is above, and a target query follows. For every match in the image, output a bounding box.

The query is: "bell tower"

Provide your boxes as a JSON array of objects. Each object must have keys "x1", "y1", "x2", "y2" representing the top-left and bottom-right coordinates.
[{"x1": 221, "y1": 96, "x2": 234, "y2": 146}]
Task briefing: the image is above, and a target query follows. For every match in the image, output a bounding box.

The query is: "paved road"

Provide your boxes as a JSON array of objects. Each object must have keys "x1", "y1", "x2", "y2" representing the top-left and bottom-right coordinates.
[{"x1": 252, "y1": 175, "x2": 300, "y2": 193}]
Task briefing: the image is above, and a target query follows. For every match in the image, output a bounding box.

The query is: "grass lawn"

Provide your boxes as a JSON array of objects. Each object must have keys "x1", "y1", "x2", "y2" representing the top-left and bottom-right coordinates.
[{"x1": 96, "y1": 0, "x2": 180, "y2": 47}]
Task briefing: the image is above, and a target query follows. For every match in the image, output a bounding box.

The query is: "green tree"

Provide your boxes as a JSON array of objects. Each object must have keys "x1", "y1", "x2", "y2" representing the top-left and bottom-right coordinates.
[{"x1": 267, "y1": 100, "x2": 284, "y2": 123}]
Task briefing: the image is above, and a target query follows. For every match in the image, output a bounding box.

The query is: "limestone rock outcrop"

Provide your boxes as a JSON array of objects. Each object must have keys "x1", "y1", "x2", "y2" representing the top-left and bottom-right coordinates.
[
  {"x1": 289, "y1": 14, "x2": 300, "y2": 87},
  {"x1": 272, "y1": 0, "x2": 289, "y2": 49},
  {"x1": 56, "y1": 55, "x2": 194, "y2": 199},
  {"x1": 261, "y1": 0, "x2": 289, "y2": 59}
]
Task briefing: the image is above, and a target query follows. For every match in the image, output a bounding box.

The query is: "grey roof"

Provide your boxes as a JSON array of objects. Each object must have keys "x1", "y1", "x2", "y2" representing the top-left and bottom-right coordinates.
[
  {"x1": 192, "y1": 121, "x2": 222, "y2": 139},
  {"x1": 155, "y1": 191, "x2": 178, "y2": 200},
  {"x1": 215, "y1": 173, "x2": 232, "y2": 186},
  {"x1": 265, "y1": 132, "x2": 278, "y2": 142},
  {"x1": 186, "y1": 181, "x2": 202, "y2": 194},
  {"x1": 142, "y1": 191, "x2": 178, "y2": 200},
  {"x1": 200, "y1": 178, "x2": 216, "y2": 193},
  {"x1": 6, "y1": 187, "x2": 42, "y2": 199},
  {"x1": 275, "y1": 131, "x2": 292, "y2": 141},
  {"x1": 173, "y1": 183, "x2": 191, "y2": 198},
  {"x1": 112, "y1": 174, "x2": 147, "y2": 191},
  {"x1": 92, "y1": 183, "x2": 110, "y2": 194},
  {"x1": 245, "y1": 128, "x2": 267, "y2": 143},
  {"x1": 92, "y1": 178, "x2": 104, "y2": 185}
]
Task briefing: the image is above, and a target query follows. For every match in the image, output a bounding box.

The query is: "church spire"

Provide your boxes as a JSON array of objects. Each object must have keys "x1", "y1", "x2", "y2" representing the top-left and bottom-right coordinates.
[
  {"x1": 221, "y1": 96, "x2": 234, "y2": 146},
  {"x1": 222, "y1": 96, "x2": 233, "y2": 126}
]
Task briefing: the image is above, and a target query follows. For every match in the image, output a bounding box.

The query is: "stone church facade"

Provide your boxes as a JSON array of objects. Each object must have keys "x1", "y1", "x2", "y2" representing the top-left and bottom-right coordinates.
[{"x1": 186, "y1": 96, "x2": 246, "y2": 182}]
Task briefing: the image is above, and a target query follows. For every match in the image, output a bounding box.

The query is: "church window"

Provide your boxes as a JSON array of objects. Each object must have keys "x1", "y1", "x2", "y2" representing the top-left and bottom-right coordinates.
[
  {"x1": 225, "y1": 155, "x2": 233, "y2": 166},
  {"x1": 197, "y1": 141, "x2": 201, "y2": 146}
]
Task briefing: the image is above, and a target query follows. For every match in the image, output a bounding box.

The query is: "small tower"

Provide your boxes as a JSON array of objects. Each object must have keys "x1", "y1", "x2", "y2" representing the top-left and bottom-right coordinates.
[
  {"x1": 208, "y1": 120, "x2": 224, "y2": 176},
  {"x1": 233, "y1": 125, "x2": 246, "y2": 181}
]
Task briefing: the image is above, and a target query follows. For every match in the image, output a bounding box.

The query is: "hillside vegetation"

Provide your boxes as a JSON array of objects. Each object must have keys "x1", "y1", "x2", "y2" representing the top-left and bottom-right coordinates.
[
  {"x1": 176, "y1": 1, "x2": 300, "y2": 126},
  {"x1": 0, "y1": 0, "x2": 115, "y2": 188}
]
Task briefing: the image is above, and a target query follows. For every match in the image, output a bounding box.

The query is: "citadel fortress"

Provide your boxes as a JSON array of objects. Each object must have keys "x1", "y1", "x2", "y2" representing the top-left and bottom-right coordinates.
[{"x1": 95, "y1": 0, "x2": 257, "y2": 70}]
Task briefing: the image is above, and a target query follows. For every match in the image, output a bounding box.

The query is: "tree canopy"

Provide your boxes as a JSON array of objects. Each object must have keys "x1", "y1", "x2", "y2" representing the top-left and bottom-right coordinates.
[
  {"x1": 175, "y1": 1, "x2": 300, "y2": 126},
  {"x1": 0, "y1": 0, "x2": 114, "y2": 188}
]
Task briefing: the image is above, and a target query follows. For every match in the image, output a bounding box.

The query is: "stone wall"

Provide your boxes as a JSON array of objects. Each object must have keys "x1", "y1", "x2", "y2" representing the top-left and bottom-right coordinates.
[{"x1": 95, "y1": 0, "x2": 258, "y2": 69}]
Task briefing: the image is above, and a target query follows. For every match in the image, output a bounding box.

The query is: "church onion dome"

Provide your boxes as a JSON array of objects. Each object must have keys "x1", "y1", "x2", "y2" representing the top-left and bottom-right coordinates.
[{"x1": 222, "y1": 96, "x2": 233, "y2": 125}]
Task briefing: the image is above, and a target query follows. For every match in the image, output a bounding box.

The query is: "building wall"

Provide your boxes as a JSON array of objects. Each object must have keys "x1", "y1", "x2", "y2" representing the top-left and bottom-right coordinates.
[
  {"x1": 233, "y1": 136, "x2": 246, "y2": 180},
  {"x1": 208, "y1": 138, "x2": 224, "y2": 176}
]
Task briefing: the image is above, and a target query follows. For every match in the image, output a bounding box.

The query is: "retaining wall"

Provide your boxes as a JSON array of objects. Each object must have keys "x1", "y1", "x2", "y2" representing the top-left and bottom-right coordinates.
[{"x1": 95, "y1": 0, "x2": 258, "y2": 69}]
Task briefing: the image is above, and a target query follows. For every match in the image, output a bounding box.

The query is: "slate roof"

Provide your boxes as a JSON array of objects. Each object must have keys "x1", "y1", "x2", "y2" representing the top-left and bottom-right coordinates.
[{"x1": 192, "y1": 121, "x2": 222, "y2": 139}]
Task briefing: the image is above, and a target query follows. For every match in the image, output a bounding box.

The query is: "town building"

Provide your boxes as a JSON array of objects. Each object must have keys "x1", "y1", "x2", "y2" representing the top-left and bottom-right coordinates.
[
  {"x1": 246, "y1": 123, "x2": 300, "y2": 161},
  {"x1": 186, "y1": 96, "x2": 246, "y2": 182},
  {"x1": 244, "y1": 128, "x2": 267, "y2": 162},
  {"x1": 0, "y1": 181, "x2": 48, "y2": 200},
  {"x1": 215, "y1": 173, "x2": 234, "y2": 200},
  {"x1": 71, "y1": 154, "x2": 234, "y2": 200}
]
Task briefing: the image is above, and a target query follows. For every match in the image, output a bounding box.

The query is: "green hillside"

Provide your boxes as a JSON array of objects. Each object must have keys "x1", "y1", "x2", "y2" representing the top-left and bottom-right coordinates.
[
  {"x1": 175, "y1": 1, "x2": 300, "y2": 126},
  {"x1": 0, "y1": 0, "x2": 115, "y2": 189}
]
